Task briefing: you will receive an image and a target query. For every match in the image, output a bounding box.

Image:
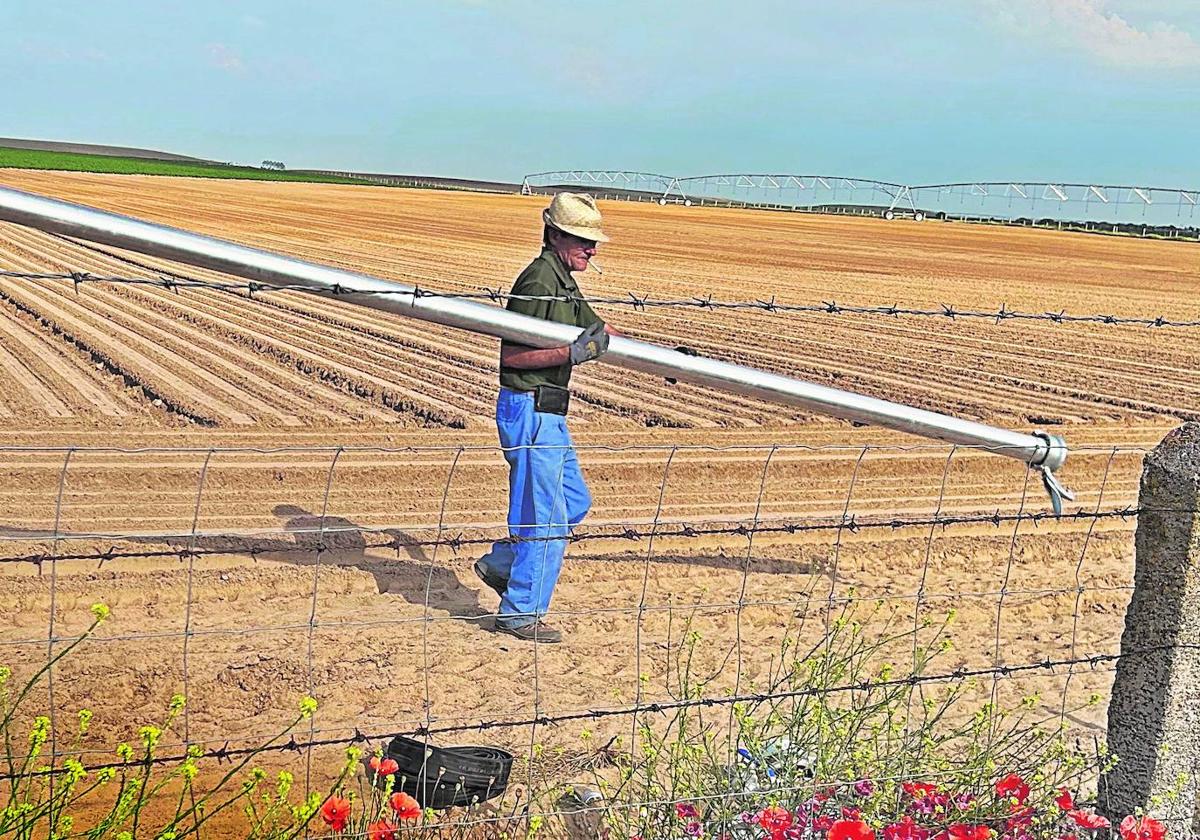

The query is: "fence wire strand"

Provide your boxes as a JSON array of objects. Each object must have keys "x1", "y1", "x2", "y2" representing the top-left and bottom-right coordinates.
[{"x1": 4, "y1": 268, "x2": 1200, "y2": 329}]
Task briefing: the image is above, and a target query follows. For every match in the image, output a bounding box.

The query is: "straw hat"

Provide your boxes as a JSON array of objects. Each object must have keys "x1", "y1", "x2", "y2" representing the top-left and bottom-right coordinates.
[{"x1": 542, "y1": 192, "x2": 610, "y2": 243}]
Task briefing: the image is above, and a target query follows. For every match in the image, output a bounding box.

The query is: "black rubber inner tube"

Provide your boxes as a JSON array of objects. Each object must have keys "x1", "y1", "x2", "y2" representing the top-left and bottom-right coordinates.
[{"x1": 386, "y1": 736, "x2": 513, "y2": 810}]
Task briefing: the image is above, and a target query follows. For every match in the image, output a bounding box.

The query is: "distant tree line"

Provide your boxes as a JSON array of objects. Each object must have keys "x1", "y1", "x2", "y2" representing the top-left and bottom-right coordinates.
[{"x1": 260, "y1": 160, "x2": 287, "y2": 171}]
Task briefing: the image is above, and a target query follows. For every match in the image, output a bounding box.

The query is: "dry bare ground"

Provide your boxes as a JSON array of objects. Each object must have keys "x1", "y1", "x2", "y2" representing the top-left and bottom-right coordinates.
[{"x1": 0, "y1": 170, "x2": 1194, "y2": 812}]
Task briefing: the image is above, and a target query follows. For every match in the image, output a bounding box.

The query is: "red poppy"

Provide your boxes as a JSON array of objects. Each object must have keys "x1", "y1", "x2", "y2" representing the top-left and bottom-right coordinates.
[
  {"x1": 903, "y1": 782, "x2": 940, "y2": 799},
  {"x1": 756, "y1": 807, "x2": 794, "y2": 835},
  {"x1": 1058, "y1": 835, "x2": 1078, "y2": 840},
  {"x1": 933, "y1": 825, "x2": 992, "y2": 840},
  {"x1": 390, "y1": 791, "x2": 422, "y2": 820},
  {"x1": 1056, "y1": 789, "x2": 1075, "y2": 811},
  {"x1": 815, "y1": 815, "x2": 836, "y2": 832},
  {"x1": 320, "y1": 795, "x2": 351, "y2": 832},
  {"x1": 1119, "y1": 816, "x2": 1166, "y2": 840},
  {"x1": 677, "y1": 803, "x2": 701, "y2": 821},
  {"x1": 994, "y1": 774, "x2": 1030, "y2": 804},
  {"x1": 884, "y1": 817, "x2": 932, "y2": 840},
  {"x1": 1006, "y1": 806, "x2": 1035, "y2": 830},
  {"x1": 829, "y1": 819, "x2": 875, "y2": 840},
  {"x1": 842, "y1": 808, "x2": 863, "y2": 821},
  {"x1": 1069, "y1": 811, "x2": 1111, "y2": 830},
  {"x1": 368, "y1": 819, "x2": 399, "y2": 840},
  {"x1": 369, "y1": 756, "x2": 399, "y2": 777}
]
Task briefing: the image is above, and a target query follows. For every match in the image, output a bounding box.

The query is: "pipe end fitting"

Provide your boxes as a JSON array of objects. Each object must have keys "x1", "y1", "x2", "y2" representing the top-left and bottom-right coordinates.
[{"x1": 1030, "y1": 431, "x2": 1068, "y2": 472}]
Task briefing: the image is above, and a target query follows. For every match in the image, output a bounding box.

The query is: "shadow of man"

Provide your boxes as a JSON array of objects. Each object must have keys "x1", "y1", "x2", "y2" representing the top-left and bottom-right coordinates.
[{"x1": 267, "y1": 504, "x2": 487, "y2": 619}]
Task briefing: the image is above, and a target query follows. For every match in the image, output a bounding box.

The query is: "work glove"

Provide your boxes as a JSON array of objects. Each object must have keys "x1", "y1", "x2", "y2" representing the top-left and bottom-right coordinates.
[{"x1": 569, "y1": 321, "x2": 609, "y2": 365}]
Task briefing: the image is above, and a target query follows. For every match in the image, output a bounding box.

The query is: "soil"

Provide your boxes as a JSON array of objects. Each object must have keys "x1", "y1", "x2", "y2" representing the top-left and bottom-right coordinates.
[{"x1": 0, "y1": 170, "x2": 1191, "y2": 825}]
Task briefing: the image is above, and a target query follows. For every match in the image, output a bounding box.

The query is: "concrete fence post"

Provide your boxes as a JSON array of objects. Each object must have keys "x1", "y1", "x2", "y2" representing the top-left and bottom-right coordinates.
[{"x1": 1102, "y1": 422, "x2": 1200, "y2": 832}]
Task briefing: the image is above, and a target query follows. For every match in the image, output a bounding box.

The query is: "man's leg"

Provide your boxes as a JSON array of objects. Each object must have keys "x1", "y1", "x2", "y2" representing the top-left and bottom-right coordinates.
[
  {"x1": 499, "y1": 413, "x2": 570, "y2": 630},
  {"x1": 526, "y1": 422, "x2": 588, "y2": 618},
  {"x1": 475, "y1": 391, "x2": 529, "y2": 590},
  {"x1": 561, "y1": 424, "x2": 592, "y2": 529}
]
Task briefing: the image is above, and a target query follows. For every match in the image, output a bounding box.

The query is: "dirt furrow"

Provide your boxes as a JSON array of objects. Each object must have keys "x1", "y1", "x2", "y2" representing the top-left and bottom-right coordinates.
[
  {"x1": 1, "y1": 278, "x2": 259, "y2": 424},
  {"x1": 6, "y1": 231, "x2": 340, "y2": 425},
  {"x1": 0, "y1": 308, "x2": 130, "y2": 417}
]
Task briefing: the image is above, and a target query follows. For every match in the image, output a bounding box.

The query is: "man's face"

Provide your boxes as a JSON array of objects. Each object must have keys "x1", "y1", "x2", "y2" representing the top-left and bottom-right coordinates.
[{"x1": 550, "y1": 229, "x2": 598, "y2": 273}]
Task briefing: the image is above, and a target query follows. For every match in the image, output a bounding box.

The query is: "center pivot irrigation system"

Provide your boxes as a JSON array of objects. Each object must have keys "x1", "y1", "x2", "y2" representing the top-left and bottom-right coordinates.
[
  {"x1": 0, "y1": 184, "x2": 1072, "y2": 509},
  {"x1": 522, "y1": 171, "x2": 1200, "y2": 228}
]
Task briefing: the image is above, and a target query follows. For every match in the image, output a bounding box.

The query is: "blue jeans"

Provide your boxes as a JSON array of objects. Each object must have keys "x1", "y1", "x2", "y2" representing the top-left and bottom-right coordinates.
[{"x1": 477, "y1": 388, "x2": 591, "y2": 629}]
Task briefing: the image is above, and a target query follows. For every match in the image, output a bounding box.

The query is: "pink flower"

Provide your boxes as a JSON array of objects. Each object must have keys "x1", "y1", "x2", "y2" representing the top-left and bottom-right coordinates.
[
  {"x1": 685, "y1": 822, "x2": 703, "y2": 837},
  {"x1": 883, "y1": 816, "x2": 931, "y2": 840},
  {"x1": 677, "y1": 803, "x2": 700, "y2": 821}
]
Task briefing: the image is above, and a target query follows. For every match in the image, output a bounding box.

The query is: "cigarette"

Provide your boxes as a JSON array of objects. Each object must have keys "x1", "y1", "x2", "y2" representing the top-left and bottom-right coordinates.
[{"x1": 588, "y1": 260, "x2": 604, "y2": 275}]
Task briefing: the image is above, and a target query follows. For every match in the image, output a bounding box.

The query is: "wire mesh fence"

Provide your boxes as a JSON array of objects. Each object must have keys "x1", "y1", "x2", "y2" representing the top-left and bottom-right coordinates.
[{"x1": 0, "y1": 439, "x2": 1148, "y2": 801}]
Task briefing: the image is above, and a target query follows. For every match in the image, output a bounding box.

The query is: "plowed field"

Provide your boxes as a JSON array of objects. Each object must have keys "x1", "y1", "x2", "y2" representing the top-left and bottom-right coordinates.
[{"x1": 0, "y1": 170, "x2": 1194, "y2": 809}]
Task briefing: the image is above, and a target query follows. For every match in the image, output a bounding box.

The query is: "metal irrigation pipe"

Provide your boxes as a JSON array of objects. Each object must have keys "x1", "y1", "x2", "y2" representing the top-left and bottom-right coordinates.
[{"x1": 0, "y1": 184, "x2": 1071, "y2": 507}]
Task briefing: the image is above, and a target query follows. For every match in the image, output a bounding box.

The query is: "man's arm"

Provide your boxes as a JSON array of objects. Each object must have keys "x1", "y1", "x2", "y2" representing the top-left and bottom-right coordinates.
[
  {"x1": 502, "y1": 321, "x2": 612, "y2": 369},
  {"x1": 500, "y1": 343, "x2": 571, "y2": 370}
]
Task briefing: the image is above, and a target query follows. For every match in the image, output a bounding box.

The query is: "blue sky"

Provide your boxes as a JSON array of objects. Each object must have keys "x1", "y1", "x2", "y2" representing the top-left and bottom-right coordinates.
[{"x1": 3, "y1": 1, "x2": 1198, "y2": 186}]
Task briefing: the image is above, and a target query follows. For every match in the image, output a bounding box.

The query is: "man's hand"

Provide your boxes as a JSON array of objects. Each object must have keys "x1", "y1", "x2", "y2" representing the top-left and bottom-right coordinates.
[{"x1": 569, "y1": 321, "x2": 610, "y2": 366}]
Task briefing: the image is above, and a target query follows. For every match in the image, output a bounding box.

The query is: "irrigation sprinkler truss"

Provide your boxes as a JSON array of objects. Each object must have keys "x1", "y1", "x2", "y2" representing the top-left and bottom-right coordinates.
[
  {"x1": 0, "y1": 184, "x2": 1071, "y2": 509},
  {"x1": 522, "y1": 170, "x2": 1200, "y2": 228}
]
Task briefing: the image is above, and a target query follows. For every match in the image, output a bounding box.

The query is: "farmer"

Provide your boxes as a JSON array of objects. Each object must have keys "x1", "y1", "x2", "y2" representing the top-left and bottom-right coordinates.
[{"x1": 473, "y1": 192, "x2": 615, "y2": 643}]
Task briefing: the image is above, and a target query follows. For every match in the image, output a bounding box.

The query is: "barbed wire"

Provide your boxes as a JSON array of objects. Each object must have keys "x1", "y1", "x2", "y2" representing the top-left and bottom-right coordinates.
[
  {"x1": 1, "y1": 641, "x2": 1165, "y2": 781},
  {"x1": 4, "y1": 268, "x2": 1199, "y2": 329},
  {"x1": 0, "y1": 504, "x2": 1148, "y2": 569}
]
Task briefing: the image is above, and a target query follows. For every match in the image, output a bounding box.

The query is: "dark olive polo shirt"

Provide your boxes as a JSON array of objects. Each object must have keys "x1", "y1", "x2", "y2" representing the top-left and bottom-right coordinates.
[{"x1": 499, "y1": 248, "x2": 602, "y2": 392}]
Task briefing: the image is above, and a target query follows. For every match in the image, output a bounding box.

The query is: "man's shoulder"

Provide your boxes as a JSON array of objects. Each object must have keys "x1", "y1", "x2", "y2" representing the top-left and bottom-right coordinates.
[{"x1": 512, "y1": 253, "x2": 561, "y2": 293}]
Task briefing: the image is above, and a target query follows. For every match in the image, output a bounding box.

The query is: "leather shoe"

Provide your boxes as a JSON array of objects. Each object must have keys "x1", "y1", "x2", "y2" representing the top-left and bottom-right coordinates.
[
  {"x1": 473, "y1": 560, "x2": 507, "y2": 597},
  {"x1": 495, "y1": 621, "x2": 562, "y2": 644}
]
